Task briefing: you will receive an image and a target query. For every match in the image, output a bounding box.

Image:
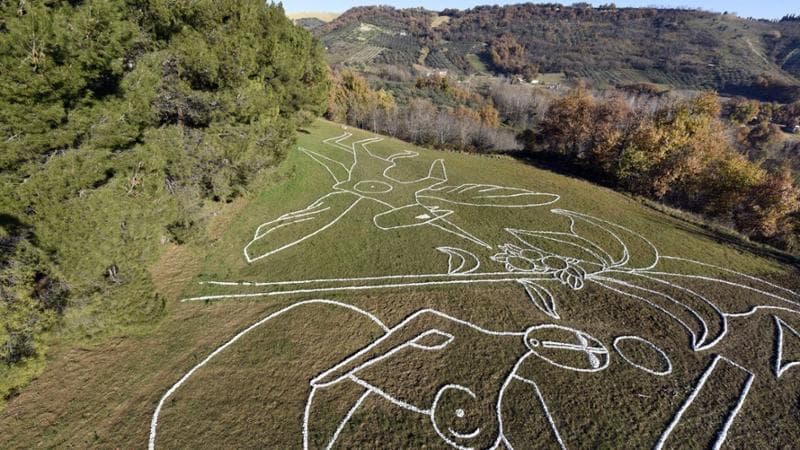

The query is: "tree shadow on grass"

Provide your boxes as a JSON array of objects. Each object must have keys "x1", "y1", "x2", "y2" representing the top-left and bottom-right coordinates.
[
  {"x1": 667, "y1": 216, "x2": 800, "y2": 269},
  {"x1": 500, "y1": 151, "x2": 800, "y2": 270}
]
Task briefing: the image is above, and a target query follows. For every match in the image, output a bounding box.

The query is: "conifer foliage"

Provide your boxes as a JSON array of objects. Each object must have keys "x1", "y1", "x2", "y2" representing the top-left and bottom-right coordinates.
[{"x1": 0, "y1": 0, "x2": 328, "y2": 384}]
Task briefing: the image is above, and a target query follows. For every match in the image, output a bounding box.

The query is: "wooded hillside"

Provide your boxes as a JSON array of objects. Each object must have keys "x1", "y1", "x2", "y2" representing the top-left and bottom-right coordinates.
[
  {"x1": 316, "y1": 4, "x2": 800, "y2": 102},
  {"x1": 0, "y1": 0, "x2": 328, "y2": 401}
]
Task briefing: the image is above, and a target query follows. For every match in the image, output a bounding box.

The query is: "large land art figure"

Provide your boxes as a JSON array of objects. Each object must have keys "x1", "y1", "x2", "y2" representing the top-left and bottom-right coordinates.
[{"x1": 150, "y1": 132, "x2": 800, "y2": 449}]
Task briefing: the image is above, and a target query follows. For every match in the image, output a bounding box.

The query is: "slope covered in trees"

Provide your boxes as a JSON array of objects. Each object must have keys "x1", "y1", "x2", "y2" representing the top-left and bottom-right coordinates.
[
  {"x1": 0, "y1": 0, "x2": 328, "y2": 401},
  {"x1": 523, "y1": 88, "x2": 800, "y2": 251},
  {"x1": 317, "y1": 4, "x2": 800, "y2": 102}
]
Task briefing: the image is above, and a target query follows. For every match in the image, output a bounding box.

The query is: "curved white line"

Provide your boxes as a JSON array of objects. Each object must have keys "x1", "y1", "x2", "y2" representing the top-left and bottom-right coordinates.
[
  {"x1": 431, "y1": 384, "x2": 479, "y2": 450},
  {"x1": 507, "y1": 229, "x2": 611, "y2": 268},
  {"x1": 244, "y1": 197, "x2": 362, "y2": 263},
  {"x1": 448, "y1": 426, "x2": 482, "y2": 440},
  {"x1": 525, "y1": 324, "x2": 609, "y2": 372},
  {"x1": 254, "y1": 216, "x2": 315, "y2": 240},
  {"x1": 591, "y1": 276, "x2": 719, "y2": 352},
  {"x1": 660, "y1": 256, "x2": 799, "y2": 298},
  {"x1": 654, "y1": 355, "x2": 754, "y2": 450},
  {"x1": 348, "y1": 375, "x2": 430, "y2": 415},
  {"x1": 644, "y1": 271, "x2": 800, "y2": 310},
  {"x1": 613, "y1": 336, "x2": 672, "y2": 376},
  {"x1": 312, "y1": 308, "x2": 525, "y2": 390},
  {"x1": 324, "y1": 390, "x2": 372, "y2": 450},
  {"x1": 148, "y1": 299, "x2": 387, "y2": 450},
  {"x1": 774, "y1": 316, "x2": 800, "y2": 378},
  {"x1": 507, "y1": 372, "x2": 566, "y2": 449},
  {"x1": 437, "y1": 246, "x2": 481, "y2": 275}
]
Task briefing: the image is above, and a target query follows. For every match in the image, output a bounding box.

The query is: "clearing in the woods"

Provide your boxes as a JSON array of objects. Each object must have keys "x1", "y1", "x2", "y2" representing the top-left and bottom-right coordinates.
[{"x1": 2, "y1": 120, "x2": 799, "y2": 449}]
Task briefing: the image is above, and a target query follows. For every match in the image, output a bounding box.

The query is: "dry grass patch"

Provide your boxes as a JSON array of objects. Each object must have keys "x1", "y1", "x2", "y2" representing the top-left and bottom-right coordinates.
[{"x1": 149, "y1": 244, "x2": 201, "y2": 302}]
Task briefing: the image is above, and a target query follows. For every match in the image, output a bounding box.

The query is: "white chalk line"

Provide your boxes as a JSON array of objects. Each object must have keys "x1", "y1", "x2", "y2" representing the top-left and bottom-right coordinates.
[
  {"x1": 507, "y1": 229, "x2": 612, "y2": 269},
  {"x1": 156, "y1": 289, "x2": 777, "y2": 448},
  {"x1": 148, "y1": 299, "x2": 388, "y2": 450},
  {"x1": 200, "y1": 270, "x2": 522, "y2": 287},
  {"x1": 518, "y1": 279, "x2": 559, "y2": 319},
  {"x1": 660, "y1": 256, "x2": 799, "y2": 298},
  {"x1": 623, "y1": 272, "x2": 727, "y2": 324},
  {"x1": 246, "y1": 132, "x2": 560, "y2": 263},
  {"x1": 591, "y1": 277, "x2": 715, "y2": 352},
  {"x1": 244, "y1": 194, "x2": 363, "y2": 263},
  {"x1": 613, "y1": 336, "x2": 672, "y2": 376},
  {"x1": 313, "y1": 307, "x2": 526, "y2": 388},
  {"x1": 593, "y1": 274, "x2": 724, "y2": 351},
  {"x1": 774, "y1": 316, "x2": 800, "y2": 378},
  {"x1": 169, "y1": 132, "x2": 800, "y2": 447},
  {"x1": 235, "y1": 200, "x2": 798, "y2": 363},
  {"x1": 713, "y1": 371, "x2": 754, "y2": 450},
  {"x1": 510, "y1": 374, "x2": 566, "y2": 449},
  {"x1": 525, "y1": 324, "x2": 609, "y2": 373},
  {"x1": 437, "y1": 247, "x2": 481, "y2": 274},
  {"x1": 555, "y1": 209, "x2": 660, "y2": 271},
  {"x1": 431, "y1": 384, "x2": 482, "y2": 450},
  {"x1": 324, "y1": 389, "x2": 372, "y2": 450},
  {"x1": 409, "y1": 329, "x2": 455, "y2": 350},
  {"x1": 653, "y1": 355, "x2": 754, "y2": 450},
  {"x1": 643, "y1": 271, "x2": 800, "y2": 310},
  {"x1": 303, "y1": 386, "x2": 317, "y2": 450},
  {"x1": 181, "y1": 277, "x2": 543, "y2": 303},
  {"x1": 347, "y1": 375, "x2": 430, "y2": 415},
  {"x1": 311, "y1": 309, "x2": 608, "y2": 449},
  {"x1": 429, "y1": 220, "x2": 492, "y2": 249}
]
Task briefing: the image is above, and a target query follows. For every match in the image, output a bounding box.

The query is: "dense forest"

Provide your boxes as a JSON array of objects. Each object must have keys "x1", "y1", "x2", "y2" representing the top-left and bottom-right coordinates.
[
  {"x1": 316, "y1": 4, "x2": 800, "y2": 102},
  {"x1": 525, "y1": 86, "x2": 800, "y2": 251},
  {"x1": 0, "y1": 0, "x2": 327, "y2": 399}
]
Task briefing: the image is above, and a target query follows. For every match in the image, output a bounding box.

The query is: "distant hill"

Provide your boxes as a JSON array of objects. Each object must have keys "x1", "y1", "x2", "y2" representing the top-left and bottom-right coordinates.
[
  {"x1": 288, "y1": 12, "x2": 340, "y2": 31},
  {"x1": 286, "y1": 11, "x2": 340, "y2": 22},
  {"x1": 315, "y1": 4, "x2": 800, "y2": 102},
  {"x1": 294, "y1": 17, "x2": 326, "y2": 30}
]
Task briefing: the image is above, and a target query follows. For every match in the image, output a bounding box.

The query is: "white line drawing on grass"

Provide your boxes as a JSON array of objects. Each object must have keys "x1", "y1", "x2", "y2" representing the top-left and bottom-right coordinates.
[
  {"x1": 523, "y1": 324, "x2": 609, "y2": 372},
  {"x1": 437, "y1": 246, "x2": 481, "y2": 274},
  {"x1": 654, "y1": 355, "x2": 755, "y2": 450},
  {"x1": 487, "y1": 208, "x2": 800, "y2": 352},
  {"x1": 303, "y1": 309, "x2": 530, "y2": 449},
  {"x1": 203, "y1": 207, "x2": 800, "y2": 356},
  {"x1": 151, "y1": 296, "x2": 794, "y2": 449},
  {"x1": 243, "y1": 134, "x2": 560, "y2": 262},
  {"x1": 149, "y1": 298, "x2": 620, "y2": 449},
  {"x1": 148, "y1": 299, "x2": 388, "y2": 450},
  {"x1": 308, "y1": 311, "x2": 609, "y2": 449},
  {"x1": 612, "y1": 336, "x2": 672, "y2": 376},
  {"x1": 156, "y1": 132, "x2": 800, "y2": 447},
  {"x1": 773, "y1": 315, "x2": 800, "y2": 378}
]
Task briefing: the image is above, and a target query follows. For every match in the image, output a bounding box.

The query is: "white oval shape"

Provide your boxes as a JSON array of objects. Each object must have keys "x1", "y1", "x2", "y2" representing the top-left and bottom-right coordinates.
[
  {"x1": 353, "y1": 180, "x2": 393, "y2": 194},
  {"x1": 613, "y1": 335, "x2": 672, "y2": 376},
  {"x1": 524, "y1": 324, "x2": 609, "y2": 372}
]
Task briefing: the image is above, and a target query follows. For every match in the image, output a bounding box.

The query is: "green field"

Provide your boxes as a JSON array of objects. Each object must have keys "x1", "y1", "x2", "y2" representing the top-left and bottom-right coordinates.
[{"x1": 2, "y1": 120, "x2": 799, "y2": 448}]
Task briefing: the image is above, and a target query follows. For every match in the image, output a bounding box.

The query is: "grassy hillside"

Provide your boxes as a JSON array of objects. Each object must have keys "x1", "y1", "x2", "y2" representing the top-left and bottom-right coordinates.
[
  {"x1": 316, "y1": 5, "x2": 800, "y2": 101},
  {"x1": 2, "y1": 120, "x2": 799, "y2": 448}
]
